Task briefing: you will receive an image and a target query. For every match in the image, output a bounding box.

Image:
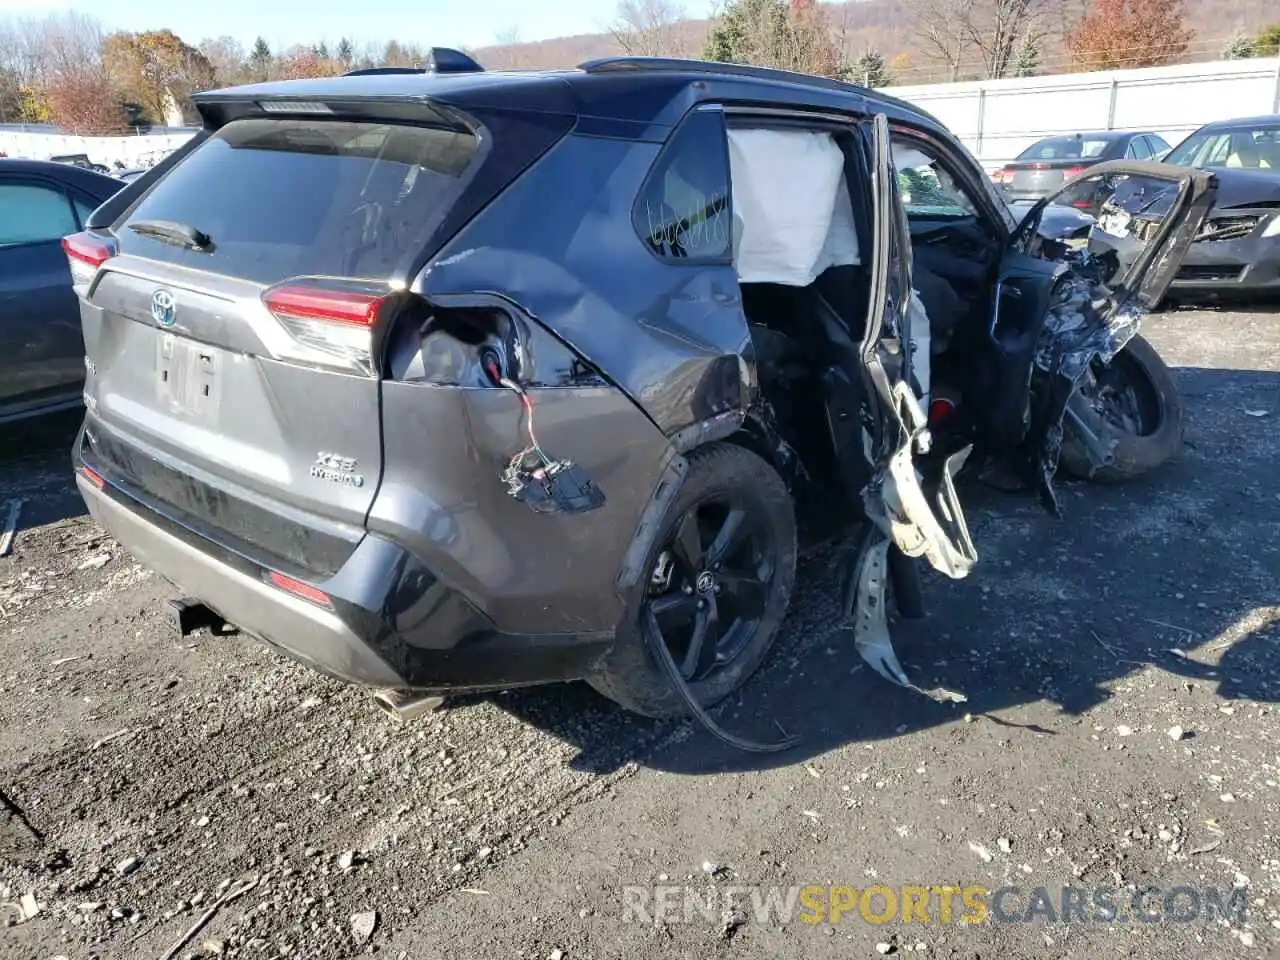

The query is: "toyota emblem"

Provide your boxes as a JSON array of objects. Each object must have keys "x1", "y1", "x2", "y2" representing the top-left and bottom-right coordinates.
[{"x1": 150, "y1": 289, "x2": 176, "y2": 327}]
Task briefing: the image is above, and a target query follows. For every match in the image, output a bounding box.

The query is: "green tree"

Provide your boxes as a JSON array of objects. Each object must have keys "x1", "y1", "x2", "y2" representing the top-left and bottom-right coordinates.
[
  {"x1": 0, "y1": 67, "x2": 21, "y2": 123},
  {"x1": 845, "y1": 48, "x2": 892, "y2": 86},
  {"x1": 1013, "y1": 32, "x2": 1040, "y2": 75},
  {"x1": 316, "y1": 41, "x2": 330, "y2": 59},
  {"x1": 249, "y1": 37, "x2": 272, "y2": 80},
  {"x1": 703, "y1": 0, "x2": 839, "y2": 75},
  {"x1": 336, "y1": 37, "x2": 354, "y2": 67},
  {"x1": 703, "y1": 0, "x2": 791, "y2": 68},
  {"x1": 1255, "y1": 23, "x2": 1280, "y2": 57},
  {"x1": 1221, "y1": 32, "x2": 1254, "y2": 60}
]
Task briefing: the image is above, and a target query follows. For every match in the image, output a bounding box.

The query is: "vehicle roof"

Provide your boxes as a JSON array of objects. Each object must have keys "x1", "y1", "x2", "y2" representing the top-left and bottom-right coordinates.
[
  {"x1": 1194, "y1": 115, "x2": 1280, "y2": 131},
  {"x1": 194, "y1": 57, "x2": 947, "y2": 136},
  {"x1": 0, "y1": 157, "x2": 123, "y2": 195}
]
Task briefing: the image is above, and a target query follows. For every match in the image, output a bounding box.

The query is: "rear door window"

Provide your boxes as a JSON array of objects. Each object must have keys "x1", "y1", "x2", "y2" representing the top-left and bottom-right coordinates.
[
  {"x1": 1125, "y1": 137, "x2": 1152, "y2": 160},
  {"x1": 118, "y1": 118, "x2": 479, "y2": 285},
  {"x1": 0, "y1": 182, "x2": 78, "y2": 246},
  {"x1": 632, "y1": 109, "x2": 733, "y2": 262}
]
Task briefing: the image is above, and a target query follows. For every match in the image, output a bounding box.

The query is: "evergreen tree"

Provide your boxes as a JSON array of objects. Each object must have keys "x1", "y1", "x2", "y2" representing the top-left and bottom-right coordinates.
[
  {"x1": 1013, "y1": 33, "x2": 1040, "y2": 76},
  {"x1": 846, "y1": 48, "x2": 891, "y2": 87}
]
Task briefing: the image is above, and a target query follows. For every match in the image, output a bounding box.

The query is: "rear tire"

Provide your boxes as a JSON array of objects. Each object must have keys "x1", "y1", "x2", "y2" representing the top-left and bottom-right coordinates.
[
  {"x1": 1060, "y1": 334, "x2": 1183, "y2": 483},
  {"x1": 587, "y1": 442, "x2": 796, "y2": 719}
]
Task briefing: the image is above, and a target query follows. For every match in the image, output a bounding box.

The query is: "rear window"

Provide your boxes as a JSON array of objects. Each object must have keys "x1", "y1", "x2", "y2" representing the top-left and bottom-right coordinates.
[
  {"x1": 1018, "y1": 137, "x2": 1116, "y2": 161},
  {"x1": 118, "y1": 118, "x2": 479, "y2": 285}
]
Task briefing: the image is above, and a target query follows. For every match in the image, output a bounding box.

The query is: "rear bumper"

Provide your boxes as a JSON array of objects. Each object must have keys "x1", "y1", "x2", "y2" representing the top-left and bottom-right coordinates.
[{"x1": 75, "y1": 459, "x2": 614, "y2": 694}]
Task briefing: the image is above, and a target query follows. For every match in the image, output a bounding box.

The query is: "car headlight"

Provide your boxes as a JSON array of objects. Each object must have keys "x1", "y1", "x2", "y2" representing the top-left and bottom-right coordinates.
[{"x1": 1262, "y1": 214, "x2": 1280, "y2": 238}]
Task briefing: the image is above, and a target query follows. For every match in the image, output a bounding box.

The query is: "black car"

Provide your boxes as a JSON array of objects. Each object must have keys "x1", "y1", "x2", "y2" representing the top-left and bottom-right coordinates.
[
  {"x1": 1159, "y1": 115, "x2": 1280, "y2": 295},
  {"x1": 993, "y1": 131, "x2": 1172, "y2": 210},
  {"x1": 0, "y1": 159, "x2": 123, "y2": 423},
  {"x1": 64, "y1": 53, "x2": 1213, "y2": 727}
]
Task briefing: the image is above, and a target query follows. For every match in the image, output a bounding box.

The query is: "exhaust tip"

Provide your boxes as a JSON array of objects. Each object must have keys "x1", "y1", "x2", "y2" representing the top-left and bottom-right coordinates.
[{"x1": 372, "y1": 689, "x2": 445, "y2": 721}]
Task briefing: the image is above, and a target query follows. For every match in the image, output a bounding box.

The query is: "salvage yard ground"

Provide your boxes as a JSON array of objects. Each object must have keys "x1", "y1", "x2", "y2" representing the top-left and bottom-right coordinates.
[{"x1": 0, "y1": 305, "x2": 1278, "y2": 960}]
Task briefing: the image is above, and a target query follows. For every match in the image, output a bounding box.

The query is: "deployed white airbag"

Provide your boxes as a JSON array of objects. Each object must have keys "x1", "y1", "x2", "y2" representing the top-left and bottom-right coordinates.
[{"x1": 727, "y1": 128, "x2": 860, "y2": 286}]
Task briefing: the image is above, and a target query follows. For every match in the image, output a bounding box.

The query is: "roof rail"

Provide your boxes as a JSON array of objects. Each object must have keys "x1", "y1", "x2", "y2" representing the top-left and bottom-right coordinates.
[
  {"x1": 343, "y1": 47, "x2": 484, "y2": 78},
  {"x1": 578, "y1": 56, "x2": 856, "y2": 93},
  {"x1": 343, "y1": 66, "x2": 426, "y2": 76}
]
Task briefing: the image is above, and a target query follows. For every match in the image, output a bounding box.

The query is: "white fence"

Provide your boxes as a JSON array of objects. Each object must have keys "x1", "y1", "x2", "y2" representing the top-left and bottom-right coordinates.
[
  {"x1": 0, "y1": 130, "x2": 196, "y2": 169},
  {"x1": 891, "y1": 57, "x2": 1280, "y2": 169},
  {"x1": 4, "y1": 57, "x2": 1280, "y2": 173}
]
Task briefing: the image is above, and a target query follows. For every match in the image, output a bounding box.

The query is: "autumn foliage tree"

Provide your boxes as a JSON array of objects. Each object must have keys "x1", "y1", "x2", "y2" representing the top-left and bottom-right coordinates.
[
  {"x1": 44, "y1": 68, "x2": 127, "y2": 134},
  {"x1": 1066, "y1": 0, "x2": 1194, "y2": 71},
  {"x1": 276, "y1": 48, "x2": 343, "y2": 80},
  {"x1": 102, "y1": 29, "x2": 214, "y2": 124}
]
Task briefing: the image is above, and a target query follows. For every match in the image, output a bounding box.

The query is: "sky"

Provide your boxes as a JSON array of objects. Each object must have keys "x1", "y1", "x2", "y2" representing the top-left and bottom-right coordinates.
[{"x1": 0, "y1": 0, "x2": 664, "y2": 51}]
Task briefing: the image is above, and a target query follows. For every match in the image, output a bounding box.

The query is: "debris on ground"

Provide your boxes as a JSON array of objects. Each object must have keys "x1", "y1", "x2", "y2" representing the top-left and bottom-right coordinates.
[
  {"x1": 114, "y1": 856, "x2": 141, "y2": 876},
  {"x1": 1167, "y1": 725, "x2": 1186, "y2": 741},
  {"x1": 1, "y1": 891, "x2": 41, "y2": 924},
  {"x1": 350, "y1": 910, "x2": 378, "y2": 945},
  {"x1": 719, "y1": 909, "x2": 747, "y2": 941},
  {"x1": 997, "y1": 837, "x2": 1013, "y2": 854},
  {"x1": 158, "y1": 874, "x2": 260, "y2": 960},
  {"x1": 0, "y1": 499, "x2": 22, "y2": 557},
  {"x1": 968, "y1": 841, "x2": 994, "y2": 863},
  {"x1": 93, "y1": 729, "x2": 133, "y2": 750},
  {"x1": 77, "y1": 552, "x2": 111, "y2": 571}
]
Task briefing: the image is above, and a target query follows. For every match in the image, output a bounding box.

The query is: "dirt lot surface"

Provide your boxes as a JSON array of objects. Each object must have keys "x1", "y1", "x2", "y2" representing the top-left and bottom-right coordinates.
[{"x1": 1, "y1": 306, "x2": 1278, "y2": 960}]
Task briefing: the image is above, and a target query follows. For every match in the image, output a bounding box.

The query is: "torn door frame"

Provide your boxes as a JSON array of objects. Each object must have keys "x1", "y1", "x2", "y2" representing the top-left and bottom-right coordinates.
[{"x1": 857, "y1": 112, "x2": 978, "y2": 582}]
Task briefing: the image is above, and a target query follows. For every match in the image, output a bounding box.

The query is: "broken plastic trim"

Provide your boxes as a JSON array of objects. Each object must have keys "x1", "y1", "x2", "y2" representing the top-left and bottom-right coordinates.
[
  {"x1": 851, "y1": 533, "x2": 968, "y2": 704},
  {"x1": 873, "y1": 383, "x2": 977, "y2": 580}
]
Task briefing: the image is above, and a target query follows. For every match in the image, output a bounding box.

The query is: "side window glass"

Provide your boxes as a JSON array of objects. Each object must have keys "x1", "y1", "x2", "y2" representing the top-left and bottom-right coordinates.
[
  {"x1": 0, "y1": 183, "x2": 78, "y2": 246},
  {"x1": 633, "y1": 110, "x2": 732, "y2": 261},
  {"x1": 891, "y1": 137, "x2": 978, "y2": 220},
  {"x1": 1126, "y1": 137, "x2": 1151, "y2": 160}
]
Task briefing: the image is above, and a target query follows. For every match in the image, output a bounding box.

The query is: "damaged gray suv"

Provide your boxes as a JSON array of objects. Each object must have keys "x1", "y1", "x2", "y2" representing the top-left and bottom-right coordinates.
[{"x1": 65, "y1": 52, "x2": 1215, "y2": 725}]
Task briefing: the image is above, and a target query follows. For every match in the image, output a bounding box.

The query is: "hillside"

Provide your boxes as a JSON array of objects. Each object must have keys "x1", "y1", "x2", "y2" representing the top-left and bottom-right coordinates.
[{"x1": 473, "y1": 0, "x2": 1278, "y2": 83}]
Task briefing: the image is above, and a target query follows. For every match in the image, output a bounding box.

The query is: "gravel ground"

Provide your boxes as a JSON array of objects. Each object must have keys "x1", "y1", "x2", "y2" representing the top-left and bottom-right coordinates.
[{"x1": 0, "y1": 306, "x2": 1277, "y2": 960}]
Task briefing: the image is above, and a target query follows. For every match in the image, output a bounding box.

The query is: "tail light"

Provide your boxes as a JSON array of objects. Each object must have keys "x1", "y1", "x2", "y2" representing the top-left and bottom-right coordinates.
[
  {"x1": 262, "y1": 279, "x2": 394, "y2": 376},
  {"x1": 991, "y1": 167, "x2": 1011, "y2": 184},
  {"x1": 1062, "y1": 166, "x2": 1088, "y2": 180},
  {"x1": 62, "y1": 232, "x2": 117, "y2": 292}
]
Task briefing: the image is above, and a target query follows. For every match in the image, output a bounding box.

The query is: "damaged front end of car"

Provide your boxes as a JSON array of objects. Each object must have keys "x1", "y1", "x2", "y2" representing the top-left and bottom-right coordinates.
[{"x1": 1013, "y1": 160, "x2": 1217, "y2": 513}]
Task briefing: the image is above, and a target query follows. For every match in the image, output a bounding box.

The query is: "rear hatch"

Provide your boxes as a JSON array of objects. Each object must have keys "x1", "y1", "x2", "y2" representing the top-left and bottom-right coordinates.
[{"x1": 72, "y1": 108, "x2": 488, "y2": 576}]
